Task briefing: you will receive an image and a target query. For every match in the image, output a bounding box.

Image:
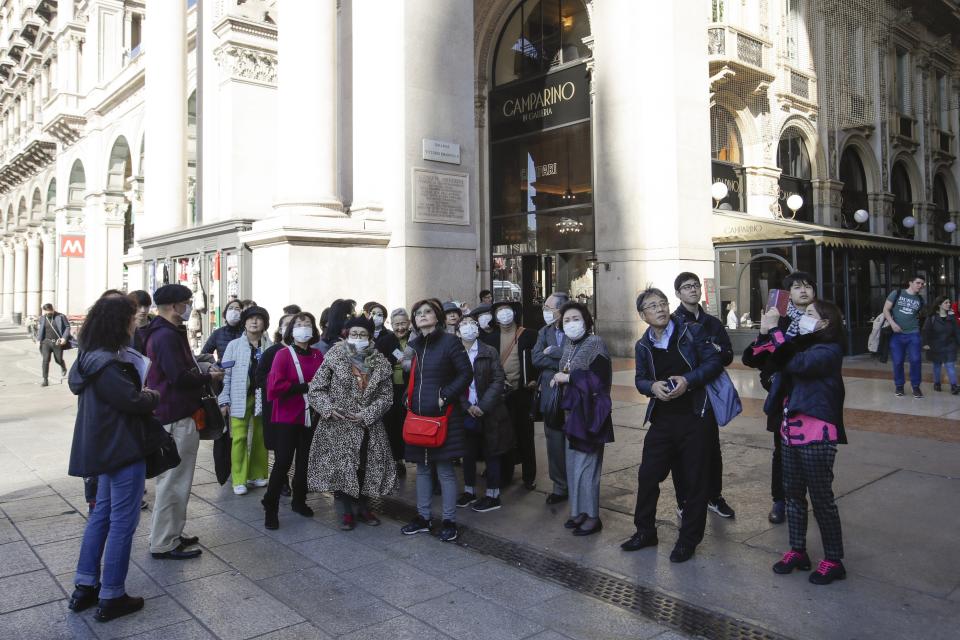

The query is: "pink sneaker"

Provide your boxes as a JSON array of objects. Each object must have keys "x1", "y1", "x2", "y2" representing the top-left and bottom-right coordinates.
[
  {"x1": 772, "y1": 549, "x2": 811, "y2": 574},
  {"x1": 809, "y1": 559, "x2": 846, "y2": 585}
]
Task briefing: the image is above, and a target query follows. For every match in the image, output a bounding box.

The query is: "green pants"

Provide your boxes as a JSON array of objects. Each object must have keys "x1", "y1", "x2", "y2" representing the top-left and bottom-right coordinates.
[{"x1": 231, "y1": 394, "x2": 268, "y2": 486}]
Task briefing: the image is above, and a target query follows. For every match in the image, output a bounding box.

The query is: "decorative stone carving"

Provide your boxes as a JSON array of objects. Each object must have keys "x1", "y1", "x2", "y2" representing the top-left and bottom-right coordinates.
[
  {"x1": 214, "y1": 45, "x2": 278, "y2": 85},
  {"x1": 233, "y1": 0, "x2": 277, "y2": 24}
]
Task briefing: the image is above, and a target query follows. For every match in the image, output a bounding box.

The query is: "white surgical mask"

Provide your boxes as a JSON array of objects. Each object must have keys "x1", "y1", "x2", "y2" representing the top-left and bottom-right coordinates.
[
  {"x1": 372, "y1": 314, "x2": 384, "y2": 328},
  {"x1": 225, "y1": 308, "x2": 241, "y2": 325},
  {"x1": 459, "y1": 324, "x2": 479, "y2": 341},
  {"x1": 797, "y1": 315, "x2": 819, "y2": 335},
  {"x1": 179, "y1": 303, "x2": 193, "y2": 322},
  {"x1": 292, "y1": 326, "x2": 313, "y2": 344},
  {"x1": 543, "y1": 309, "x2": 556, "y2": 325},
  {"x1": 563, "y1": 320, "x2": 586, "y2": 341},
  {"x1": 478, "y1": 313, "x2": 492, "y2": 329},
  {"x1": 348, "y1": 337, "x2": 369, "y2": 351},
  {"x1": 496, "y1": 308, "x2": 514, "y2": 326}
]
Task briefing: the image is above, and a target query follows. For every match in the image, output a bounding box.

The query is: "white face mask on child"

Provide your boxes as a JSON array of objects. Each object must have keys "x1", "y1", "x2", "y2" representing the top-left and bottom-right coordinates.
[{"x1": 797, "y1": 315, "x2": 819, "y2": 335}]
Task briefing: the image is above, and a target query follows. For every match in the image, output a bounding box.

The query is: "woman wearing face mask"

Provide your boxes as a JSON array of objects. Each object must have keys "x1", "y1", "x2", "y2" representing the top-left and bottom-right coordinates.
[
  {"x1": 400, "y1": 300, "x2": 473, "y2": 542},
  {"x1": 255, "y1": 313, "x2": 295, "y2": 495},
  {"x1": 749, "y1": 301, "x2": 848, "y2": 585},
  {"x1": 474, "y1": 303, "x2": 494, "y2": 336},
  {"x1": 364, "y1": 301, "x2": 402, "y2": 366},
  {"x1": 317, "y1": 299, "x2": 354, "y2": 355},
  {"x1": 306, "y1": 316, "x2": 396, "y2": 530},
  {"x1": 262, "y1": 313, "x2": 325, "y2": 529},
  {"x1": 455, "y1": 313, "x2": 514, "y2": 512},
  {"x1": 384, "y1": 308, "x2": 414, "y2": 475},
  {"x1": 550, "y1": 302, "x2": 613, "y2": 536},
  {"x1": 218, "y1": 307, "x2": 273, "y2": 495},
  {"x1": 201, "y1": 300, "x2": 244, "y2": 363}
]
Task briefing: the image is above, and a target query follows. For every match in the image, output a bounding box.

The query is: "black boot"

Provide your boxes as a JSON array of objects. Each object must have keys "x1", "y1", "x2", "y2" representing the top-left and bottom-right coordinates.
[
  {"x1": 952, "y1": 385, "x2": 959, "y2": 395},
  {"x1": 934, "y1": 383, "x2": 942, "y2": 392},
  {"x1": 94, "y1": 594, "x2": 144, "y2": 622},
  {"x1": 262, "y1": 498, "x2": 279, "y2": 530},
  {"x1": 68, "y1": 584, "x2": 100, "y2": 612}
]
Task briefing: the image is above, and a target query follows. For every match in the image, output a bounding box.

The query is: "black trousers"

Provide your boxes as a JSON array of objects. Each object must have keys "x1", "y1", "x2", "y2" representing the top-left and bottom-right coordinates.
[
  {"x1": 771, "y1": 430, "x2": 784, "y2": 502},
  {"x1": 672, "y1": 420, "x2": 722, "y2": 505},
  {"x1": 502, "y1": 388, "x2": 536, "y2": 485},
  {"x1": 633, "y1": 412, "x2": 715, "y2": 547},
  {"x1": 264, "y1": 424, "x2": 314, "y2": 506},
  {"x1": 384, "y1": 384, "x2": 407, "y2": 462},
  {"x1": 40, "y1": 339, "x2": 65, "y2": 380}
]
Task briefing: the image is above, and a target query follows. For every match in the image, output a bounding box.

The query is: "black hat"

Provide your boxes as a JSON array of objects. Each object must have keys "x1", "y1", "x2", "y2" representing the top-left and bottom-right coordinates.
[
  {"x1": 240, "y1": 305, "x2": 270, "y2": 329},
  {"x1": 469, "y1": 303, "x2": 492, "y2": 319},
  {"x1": 442, "y1": 301, "x2": 463, "y2": 316},
  {"x1": 153, "y1": 284, "x2": 193, "y2": 305},
  {"x1": 344, "y1": 315, "x2": 375, "y2": 335},
  {"x1": 363, "y1": 301, "x2": 387, "y2": 315},
  {"x1": 491, "y1": 299, "x2": 522, "y2": 322}
]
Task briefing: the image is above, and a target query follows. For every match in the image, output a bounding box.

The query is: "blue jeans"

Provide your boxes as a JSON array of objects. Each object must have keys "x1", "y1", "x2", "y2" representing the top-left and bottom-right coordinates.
[
  {"x1": 933, "y1": 361, "x2": 957, "y2": 386},
  {"x1": 75, "y1": 460, "x2": 146, "y2": 600},
  {"x1": 889, "y1": 332, "x2": 922, "y2": 388},
  {"x1": 416, "y1": 461, "x2": 457, "y2": 522}
]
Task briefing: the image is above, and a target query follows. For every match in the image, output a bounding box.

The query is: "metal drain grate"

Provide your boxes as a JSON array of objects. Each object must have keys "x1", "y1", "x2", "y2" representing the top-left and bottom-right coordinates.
[{"x1": 370, "y1": 495, "x2": 791, "y2": 640}]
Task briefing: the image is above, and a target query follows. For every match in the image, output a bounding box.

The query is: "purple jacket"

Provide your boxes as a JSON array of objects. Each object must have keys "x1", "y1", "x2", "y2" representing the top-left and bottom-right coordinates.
[
  {"x1": 560, "y1": 369, "x2": 614, "y2": 453},
  {"x1": 139, "y1": 316, "x2": 211, "y2": 425}
]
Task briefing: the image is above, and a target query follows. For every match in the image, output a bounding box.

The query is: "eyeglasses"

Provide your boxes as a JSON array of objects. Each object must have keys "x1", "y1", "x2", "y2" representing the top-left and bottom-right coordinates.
[
  {"x1": 347, "y1": 331, "x2": 369, "y2": 339},
  {"x1": 641, "y1": 302, "x2": 670, "y2": 313},
  {"x1": 679, "y1": 283, "x2": 701, "y2": 292}
]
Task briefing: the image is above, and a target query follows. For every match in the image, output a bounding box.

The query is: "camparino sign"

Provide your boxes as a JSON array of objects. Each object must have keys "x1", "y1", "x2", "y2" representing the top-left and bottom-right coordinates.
[{"x1": 489, "y1": 64, "x2": 590, "y2": 140}]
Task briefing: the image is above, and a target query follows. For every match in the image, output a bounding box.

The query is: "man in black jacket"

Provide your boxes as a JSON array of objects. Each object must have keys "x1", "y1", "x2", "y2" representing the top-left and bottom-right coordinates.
[
  {"x1": 481, "y1": 300, "x2": 538, "y2": 489},
  {"x1": 670, "y1": 272, "x2": 736, "y2": 519},
  {"x1": 37, "y1": 303, "x2": 71, "y2": 386}
]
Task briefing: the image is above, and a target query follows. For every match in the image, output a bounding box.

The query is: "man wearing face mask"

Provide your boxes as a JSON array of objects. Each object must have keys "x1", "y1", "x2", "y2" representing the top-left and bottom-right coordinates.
[
  {"x1": 532, "y1": 292, "x2": 570, "y2": 504},
  {"x1": 481, "y1": 300, "x2": 538, "y2": 489},
  {"x1": 384, "y1": 308, "x2": 414, "y2": 475},
  {"x1": 474, "y1": 303, "x2": 495, "y2": 336},
  {"x1": 742, "y1": 271, "x2": 818, "y2": 526},
  {"x1": 140, "y1": 284, "x2": 225, "y2": 560}
]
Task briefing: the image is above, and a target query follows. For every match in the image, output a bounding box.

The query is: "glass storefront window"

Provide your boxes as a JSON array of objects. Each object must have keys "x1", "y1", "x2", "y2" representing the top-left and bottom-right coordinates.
[
  {"x1": 777, "y1": 128, "x2": 813, "y2": 222},
  {"x1": 710, "y1": 106, "x2": 745, "y2": 212},
  {"x1": 491, "y1": 121, "x2": 592, "y2": 217},
  {"x1": 493, "y1": 0, "x2": 591, "y2": 86}
]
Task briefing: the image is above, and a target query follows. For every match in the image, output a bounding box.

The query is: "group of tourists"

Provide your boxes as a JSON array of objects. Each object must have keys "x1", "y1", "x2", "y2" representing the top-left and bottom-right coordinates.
[{"x1": 62, "y1": 267, "x2": 858, "y2": 622}]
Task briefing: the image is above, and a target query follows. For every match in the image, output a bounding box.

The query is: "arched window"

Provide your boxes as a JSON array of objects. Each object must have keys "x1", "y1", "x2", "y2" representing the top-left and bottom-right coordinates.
[
  {"x1": 493, "y1": 0, "x2": 590, "y2": 87},
  {"x1": 16, "y1": 197, "x2": 27, "y2": 226},
  {"x1": 710, "y1": 105, "x2": 745, "y2": 211},
  {"x1": 31, "y1": 188, "x2": 42, "y2": 221},
  {"x1": 776, "y1": 127, "x2": 813, "y2": 222},
  {"x1": 5, "y1": 205, "x2": 12, "y2": 231},
  {"x1": 68, "y1": 160, "x2": 86, "y2": 205},
  {"x1": 839, "y1": 147, "x2": 868, "y2": 230},
  {"x1": 891, "y1": 162, "x2": 914, "y2": 239},
  {"x1": 932, "y1": 174, "x2": 950, "y2": 244},
  {"x1": 106, "y1": 136, "x2": 132, "y2": 192},
  {"x1": 45, "y1": 179, "x2": 56, "y2": 217}
]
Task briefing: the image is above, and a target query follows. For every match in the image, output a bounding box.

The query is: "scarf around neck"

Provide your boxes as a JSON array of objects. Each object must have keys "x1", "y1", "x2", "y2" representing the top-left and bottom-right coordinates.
[{"x1": 785, "y1": 302, "x2": 806, "y2": 337}]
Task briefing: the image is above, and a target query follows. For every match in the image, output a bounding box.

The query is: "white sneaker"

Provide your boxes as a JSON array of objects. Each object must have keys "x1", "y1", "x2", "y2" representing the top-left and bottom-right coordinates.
[
  {"x1": 233, "y1": 484, "x2": 248, "y2": 495},
  {"x1": 252, "y1": 478, "x2": 268, "y2": 488}
]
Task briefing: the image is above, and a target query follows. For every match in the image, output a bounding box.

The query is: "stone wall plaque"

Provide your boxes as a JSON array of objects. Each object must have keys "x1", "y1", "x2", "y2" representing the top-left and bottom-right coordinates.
[
  {"x1": 412, "y1": 168, "x2": 470, "y2": 226},
  {"x1": 422, "y1": 138, "x2": 461, "y2": 165}
]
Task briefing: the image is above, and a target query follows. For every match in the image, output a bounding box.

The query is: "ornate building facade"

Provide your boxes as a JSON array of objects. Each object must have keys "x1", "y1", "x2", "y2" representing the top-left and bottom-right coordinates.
[{"x1": 0, "y1": 0, "x2": 957, "y2": 355}]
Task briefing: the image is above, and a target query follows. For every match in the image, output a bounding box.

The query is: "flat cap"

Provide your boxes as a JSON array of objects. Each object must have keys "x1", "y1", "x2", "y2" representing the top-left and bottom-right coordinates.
[{"x1": 153, "y1": 284, "x2": 193, "y2": 305}]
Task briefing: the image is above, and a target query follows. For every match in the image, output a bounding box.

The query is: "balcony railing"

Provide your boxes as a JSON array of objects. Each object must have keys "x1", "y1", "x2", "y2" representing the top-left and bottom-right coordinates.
[{"x1": 707, "y1": 24, "x2": 772, "y2": 75}]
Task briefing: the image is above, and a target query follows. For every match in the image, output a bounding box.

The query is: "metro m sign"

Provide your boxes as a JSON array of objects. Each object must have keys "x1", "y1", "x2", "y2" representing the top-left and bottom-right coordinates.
[{"x1": 60, "y1": 235, "x2": 85, "y2": 258}]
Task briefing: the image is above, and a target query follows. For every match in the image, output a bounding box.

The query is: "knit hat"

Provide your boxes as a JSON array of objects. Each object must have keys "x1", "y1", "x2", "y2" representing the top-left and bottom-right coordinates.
[
  {"x1": 344, "y1": 315, "x2": 376, "y2": 335},
  {"x1": 363, "y1": 301, "x2": 388, "y2": 316},
  {"x1": 153, "y1": 284, "x2": 193, "y2": 305},
  {"x1": 240, "y1": 305, "x2": 270, "y2": 329}
]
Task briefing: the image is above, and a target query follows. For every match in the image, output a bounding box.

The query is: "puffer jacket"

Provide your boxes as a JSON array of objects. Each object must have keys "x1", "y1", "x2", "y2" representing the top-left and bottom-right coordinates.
[
  {"x1": 458, "y1": 341, "x2": 515, "y2": 457},
  {"x1": 201, "y1": 323, "x2": 243, "y2": 363},
  {"x1": 922, "y1": 313, "x2": 960, "y2": 363},
  {"x1": 404, "y1": 328, "x2": 473, "y2": 463},
  {"x1": 757, "y1": 330, "x2": 847, "y2": 444},
  {"x1": 67, "y1": 349, "x2": 160, "y2": 477},
  {"x1": 218, "y1": 333, "x2": 274, "y2": 420},
  {"x1": 634, "y1": 319, "x2": 724, "y2": 425}
]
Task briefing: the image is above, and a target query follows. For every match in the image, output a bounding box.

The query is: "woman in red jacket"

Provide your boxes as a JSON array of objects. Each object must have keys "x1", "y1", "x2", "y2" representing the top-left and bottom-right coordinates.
[{"x1": 262, "y1": 312, "x2": 324, "y2": 530}]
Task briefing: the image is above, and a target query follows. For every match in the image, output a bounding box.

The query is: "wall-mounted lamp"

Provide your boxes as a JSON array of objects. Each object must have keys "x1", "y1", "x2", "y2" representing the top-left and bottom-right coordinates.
[{"x1": 711, "y1": 182, "x2": 729, "y2": 209}]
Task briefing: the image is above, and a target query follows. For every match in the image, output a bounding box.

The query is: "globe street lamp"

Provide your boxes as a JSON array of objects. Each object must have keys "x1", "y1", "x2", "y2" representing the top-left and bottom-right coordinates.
[{"x1": 711, "y1": 182, "x2": 729, "y2": 209}]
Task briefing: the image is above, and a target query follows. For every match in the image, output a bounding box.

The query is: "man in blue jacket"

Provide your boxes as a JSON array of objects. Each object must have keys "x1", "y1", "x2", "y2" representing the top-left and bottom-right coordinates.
[
  {"x1": 621, "y1": 287, "x2": 723, "y2": 563},
  {"x1": 670, "y1": 272, "x2": 735, "y2": 519},
  {"x1": 532, "y1": 291, "x2": 570, "y2": 504}
]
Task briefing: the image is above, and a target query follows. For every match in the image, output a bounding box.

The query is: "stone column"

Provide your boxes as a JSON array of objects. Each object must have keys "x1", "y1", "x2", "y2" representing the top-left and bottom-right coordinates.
[
  {"x1": 143, "y1": 0, "x2": 187, "y2": 236},
  {"x1": 869, "y1": 192, "x2": 895, "y2": 237},
  {"x1": 0, "y1": 241, "x2": 5, "y2": 317},
  {"x1": 813, "y1": 179, "x2": 843, "y2": 227},
  {"x1": 1, "y1": 242, "x2": 12, "y2": 319},
  {"x1": 13, "y1": 237, "x2": 26, "y2": 319},
  {"x1": 41, "y1": 230, "x2": 55, "y2": 307},
  {"x1": 26, "y1": 233, "x2": 41, "y2": 317},
  {"x1": 273, "y1": 0, "x2": 342, "y2": 216}
]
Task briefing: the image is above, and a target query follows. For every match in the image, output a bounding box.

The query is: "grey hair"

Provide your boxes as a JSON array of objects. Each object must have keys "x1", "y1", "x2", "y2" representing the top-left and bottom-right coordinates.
[
  {"x1": 636, "y1": 286, "x2": 668, "y2": 313},
  {"x1": 390, "y1": 307, "x2": 409, "y2": 320},
  {"x1": 548, "y1": 291, "x2": 570, "y2": 306}
]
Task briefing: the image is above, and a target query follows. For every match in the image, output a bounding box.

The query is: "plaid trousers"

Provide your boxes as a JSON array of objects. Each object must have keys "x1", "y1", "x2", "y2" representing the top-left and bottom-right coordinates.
[{"x1": 781, "y1": 440, "x2": 844, "y2": 560}]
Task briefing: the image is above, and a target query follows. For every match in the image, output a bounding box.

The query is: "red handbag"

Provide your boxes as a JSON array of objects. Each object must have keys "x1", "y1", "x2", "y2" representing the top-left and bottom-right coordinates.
[{"x1": 402, "y1": 356, "x2": 451, "y2": 448}]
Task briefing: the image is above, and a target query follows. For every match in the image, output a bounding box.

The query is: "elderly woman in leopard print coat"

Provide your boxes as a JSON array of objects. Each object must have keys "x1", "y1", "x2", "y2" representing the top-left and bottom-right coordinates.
[{"x1": 306, "y1": 316, "x2": 397, "y2": 530}]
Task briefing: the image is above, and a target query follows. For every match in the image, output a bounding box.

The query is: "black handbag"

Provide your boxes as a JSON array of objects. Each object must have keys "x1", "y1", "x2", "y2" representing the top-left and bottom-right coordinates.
[
  {"x1": 197, "y1": 387, "x2": 226, "y2": 441},
  {"x1": 213, "y1": 427, "x2": 232, "y2": 485},
  {"x1": 143, "y1": 418, "x2": 181, "y2": 479},
  {"x1": 542, "y1": 383, "x2": 565, "y2": 430}
]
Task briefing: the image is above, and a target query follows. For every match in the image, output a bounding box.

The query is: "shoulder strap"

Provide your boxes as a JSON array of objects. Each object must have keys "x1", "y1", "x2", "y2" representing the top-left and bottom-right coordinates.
[
  {"x1": 45, "y1": 316, "x2": 62, "y2": 340},
  {"x1": 499, "y1": 327, "x2": 523, "y2": 365},
  {"x1": 287, "y1": 345, "x2": 311, "y2": 427},
  {"x1": 406, "y1": 355, "x2": 418, "y2": 407}
]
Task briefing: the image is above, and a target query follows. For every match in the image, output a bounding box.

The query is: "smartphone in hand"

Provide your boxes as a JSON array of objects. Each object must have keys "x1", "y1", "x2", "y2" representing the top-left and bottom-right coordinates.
[
  {"x1": 665, "y1": 378, "x2": 678, "y2": 393},
  {"x1": 766, "y1": 289, "x2": 790, "y2": 315},
  {"x1": 220, "y1": 360, "x2": 236, "y2": 369}
]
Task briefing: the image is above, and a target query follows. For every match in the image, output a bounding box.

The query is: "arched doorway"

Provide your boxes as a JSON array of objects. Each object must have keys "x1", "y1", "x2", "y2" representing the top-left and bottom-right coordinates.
[
  {"x1": 839, "y1": 147, "x2": 868, "y2": 230},
  {"x1": 932, "y1": 174, "x2": 950, "y2": 244},
  {"x1": 890, "y1": 161, "x2": 914, "y2": 239},
  {"x1": 710, "y1": 105, "x2": 745, "y2": 211},
  {"x1": 776, "y1": 127, "x2": 813, "y2": 222},
  {"x1": 488, "y1": 0, "x2": 593, "y2": 325},
  {"x1": 106, "y1": 136, "x2": 134, "y2": 253},
  {"x1": 736, "y1": 252, "x2": 794, "y2": 327}
]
